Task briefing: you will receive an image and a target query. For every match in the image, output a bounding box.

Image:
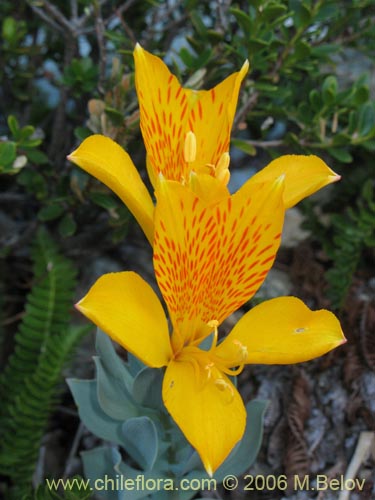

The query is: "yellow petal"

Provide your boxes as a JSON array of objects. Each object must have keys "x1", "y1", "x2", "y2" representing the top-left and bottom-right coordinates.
[
  {"x1": 68, "y1": 135, "x2": 154, "y2": 245},
  {"x1": 189, "y1": 60, "x2": 249, "y2": 175},
  {"x1": 153, "y1": 176, "x2": 285, "y2": 346},
  {"x1": 216, "y1": 296, "x2": 346, "y2": 365},
  {"x1": 188, "y1": 172, "x2": 230, "y2": 206},
  {"x1": 134, "y1": 44, "x2": 248, "y2": 185},
  {"x1": 242, "y1": 155, "x2": 340, "y2": 209},
  {"x1": 76, "y1": 272, "x2": 172, "y2": 367},
  {"x1": 162, "y1": 354, "x2": 246, "y2": 475}
]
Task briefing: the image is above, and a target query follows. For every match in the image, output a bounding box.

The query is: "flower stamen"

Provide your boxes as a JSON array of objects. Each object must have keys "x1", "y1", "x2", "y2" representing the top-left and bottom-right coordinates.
[
  {"x1": 184, "y1": 131, "x2": 197, "y2": 163},
  {"x1": 214, "y1": 377, "x2": 234, "y2": 403},
  {"x1": 211, "y1": 339, "x2": 248, "y2": 377},
  {"x1": 207, "y1": 319, "x2": 219, "y2": 352},
  {"x1": 215, "y1": 152, "x2": 230, "y2": 185}
]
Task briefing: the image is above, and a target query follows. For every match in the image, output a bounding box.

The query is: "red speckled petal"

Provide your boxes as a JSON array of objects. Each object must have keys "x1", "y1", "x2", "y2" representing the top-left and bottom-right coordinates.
[
  {"x1": 134, "y1": 44, "x2": 248, "y2": 186},
  {"x1": 153, "y1": 177, "x2": 285, "y2": 346}
]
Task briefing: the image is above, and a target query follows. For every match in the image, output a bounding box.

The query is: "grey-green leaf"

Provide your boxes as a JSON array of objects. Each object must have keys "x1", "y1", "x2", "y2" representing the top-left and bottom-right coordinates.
[
  {"x1": 96, "y1": 329, "x2": 134, "y2": 392},
  {"x1": 67, "y1": 378, "x2": 125, "y2": 446},
  {"x1": 122, "y1": 417, "x2": 158, "y2": 470},
  {"x1": 94, "y1": 357, "x2": 139, "y2": 421},
  {"x1": 132, "y1": 367, "x2": 164, "y2": 410},
  {"x1": 115, "y1": 462, "x2": 167, "y2": 500},
  {"x1": 81, "y1": 446, "x2": 124, "y2": 500}
]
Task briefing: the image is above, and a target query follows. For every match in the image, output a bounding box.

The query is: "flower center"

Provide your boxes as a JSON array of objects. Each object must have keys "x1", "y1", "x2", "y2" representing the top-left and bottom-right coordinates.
[
  {"x1": 183, "y1": 131, "x2": 230, "y2": 185},
  {"x1": 175, "y1": 320, "x2": 247, "y2": 402},
  {"x1": 206, "y1": 320, "x2": 248, "y2": 377}
]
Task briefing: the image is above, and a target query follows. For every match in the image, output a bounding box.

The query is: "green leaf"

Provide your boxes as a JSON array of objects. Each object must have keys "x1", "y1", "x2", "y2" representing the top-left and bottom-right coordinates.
[
  {"x1": 253, "y1": 82, "x2": 278, "y2": 92},
  {"x1": 0, "y1": 141, "x2": 17, "y2": 168},
  {"x1": 327, "y1": 147, "x2": 353, "y2": 163},
  {"x1": 248, "y1": 37, "x2": 270, "y2": 51},
  {"x1": 18, "y1": 124, "x2": 35, "y2": 142},
  {"x1": 25, "y1": 149, "x2": 49, "y2": 165},
  {"x1": 58, "y1": 213, "x2": 77, "y2": 237},
  {"x1": 332, "y1": 132, "x2": 351, "y2": 146},
  {"x1": 2, "y1": 16, "x2": 14, "y2": 38},
  {"x1": 7, "y1": 115, "x2": 19, "y2": 137},
  {"x1": 105, "y1": 107, "x2": 125, "y2": 127},
  {"x1": 261, "y1": 4, "x2": 287, "y2": 22},
  {"x1": 231, "y1": 138, "x2": 256, "y2": 156},
  {"x1": 214, "y1": 399, "x2": 269, "y2": 481},
  {"x1": 310, "y1": 43, "x2": 340, "y2": 57},
  {"x1": 357, "y1": 102, "x2": 375, "y2": 137},
  {"x1": 190, "y1": 10, "x2": 207, "y2": 38},
  {"x1": 348, "y1": 110, "x2": 358, "y2": 135},
  {"x1": 38, "y1": 203, "x2": 65, "y2": 221},
  {"x1": 89, "y1": 192, "x2": 118, "y2": 210},
  {"x1": 122, "y1": 417, "x2": 158, "y2": 470},
  {"x1": 289, "y1": 0, "x2": 311, "y2": 26},
  {"x1": 352, "y1": 85, "x2": 370, "y2": 106},
  {"x1": 314, "y1": 3, "x2": 340, "y2": 22},
  {"x1": 309, "y1": 89, "x2": 321, "y2": 110},
  {"x1": 322, "y1": 76, "x2": 338, "y2": 105},
  {"x1": 294, "y1": 40, "x2": 311, "y2": 59},
  {"x1": 206, "y1": 30, "x2": 224, "y2": 42},
  {"x1": 229, "y1": 7, "x2": 252, "y2": 33},
  {"x1": 74, "y1": 127, "x2": 92, "y2": 141},
  {"x1": 179, "y1": 47, "x2": 195, "y2": 69}
]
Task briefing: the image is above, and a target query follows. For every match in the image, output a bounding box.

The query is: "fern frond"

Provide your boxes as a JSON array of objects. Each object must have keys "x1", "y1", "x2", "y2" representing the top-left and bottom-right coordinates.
[
  {"x1": 0, "y1": 229, "x2": 77, "y2": 403},
  {"x1": 326, "y1": 179, "x2": 375, "y2": 309},
  {"x1": 0, "y1": 228, "x2": 89, "y2": 499},
  {"x1": 34, "y1": 475, "x2": 92, "y2": 499}
]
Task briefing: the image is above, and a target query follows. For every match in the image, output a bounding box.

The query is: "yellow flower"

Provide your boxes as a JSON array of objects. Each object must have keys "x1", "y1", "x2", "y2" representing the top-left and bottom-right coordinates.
[
  {"x1": 75, "y1": 174, "x2": 346, "y2": 476},
  {"x1": 68, "y1": 46, "x2": 341, "y2": 245}
]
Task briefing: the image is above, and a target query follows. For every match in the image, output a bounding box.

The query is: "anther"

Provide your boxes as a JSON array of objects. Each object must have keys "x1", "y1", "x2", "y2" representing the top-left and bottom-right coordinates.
[
  {"x1": 207, "y1": 320, "x2": 219, "y2": 329},
  {"x1": 233, "y1": 339, "x2": 248, "y2": 362},
  {"x1": 217, "y1": 168, "x2": 230, "y2": 185},
  {"x1": 184, "y1": 131, "x2": 197, "y2": 163},
  {"x1": 216, "y1": 152, "x2": 230, "y2": 173},
  {"x1": 214, "y1": 378, "x2": 234, "y2": 403},
  {"x1": 207, "y1": 320, "x2": 219, "y2": 351},
  {"x1": 215, "y1": 152, "x2": 230, "y2": 185},
  {"x1": 204, "y1": 362, "x2": 214, "y2": 381}
]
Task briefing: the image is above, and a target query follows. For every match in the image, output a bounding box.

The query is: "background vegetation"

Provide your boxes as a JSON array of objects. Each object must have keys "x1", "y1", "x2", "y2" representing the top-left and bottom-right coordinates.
[{"x1": 0, "y1": 0, "x2": 374, "y2": 499}]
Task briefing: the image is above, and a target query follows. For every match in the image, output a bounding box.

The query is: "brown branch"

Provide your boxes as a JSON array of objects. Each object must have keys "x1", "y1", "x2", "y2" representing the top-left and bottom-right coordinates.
[
  {"x1": 95, "y1": 2, "x2": 107, "y2": 94},
  {"x1": 233, "y1": 90, "x2": 260, "y2": 129},
  {"x1": 27, "y1": 2, "x2": 63, "y2": 33}
]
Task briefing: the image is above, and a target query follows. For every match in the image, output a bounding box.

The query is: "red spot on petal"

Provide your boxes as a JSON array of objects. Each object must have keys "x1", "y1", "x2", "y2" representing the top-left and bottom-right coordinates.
[{"x1": 261, "y1": 255, "x2": 276, "y2": 265}]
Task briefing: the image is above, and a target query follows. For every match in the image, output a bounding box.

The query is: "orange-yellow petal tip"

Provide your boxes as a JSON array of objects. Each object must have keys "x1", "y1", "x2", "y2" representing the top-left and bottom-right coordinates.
[
  {"x1": 240, "y1": 59, "x2": 250, "y2": 76},
  {"x1": 134, "y1": 42, "x2": 143, "y2": 54},
  {"x1": 74, "y1": 300, "x2": 83, "y2": 311},
  {"x1": 331, "y1": 173, "x2": 341, "y2": 182},
  {"x1": 67, "y1": 150, "x2": 78, "y2": 162},
  {"x1": 205, "y1": 465, "x2": 213, "y2": 478}
]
